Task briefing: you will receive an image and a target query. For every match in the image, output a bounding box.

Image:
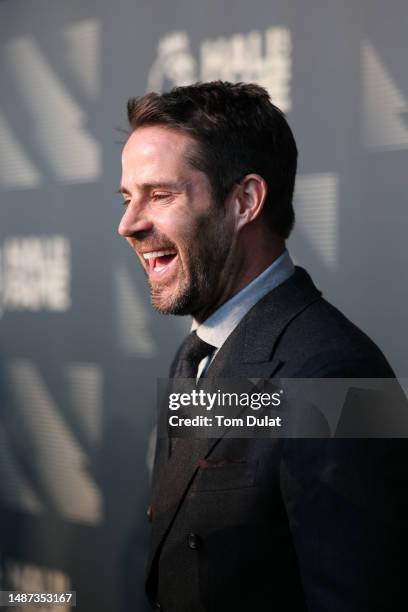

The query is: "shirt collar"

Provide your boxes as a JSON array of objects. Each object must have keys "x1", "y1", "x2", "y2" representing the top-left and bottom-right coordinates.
[{"x1": 192, "y1": 250, "x2": 295, "y2": 350}]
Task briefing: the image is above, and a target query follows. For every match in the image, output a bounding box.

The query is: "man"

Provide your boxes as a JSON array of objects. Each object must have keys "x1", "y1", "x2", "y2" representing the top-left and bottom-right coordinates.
[{"x1": 118, "y1": 82, "x2": 407, "y2": 611}]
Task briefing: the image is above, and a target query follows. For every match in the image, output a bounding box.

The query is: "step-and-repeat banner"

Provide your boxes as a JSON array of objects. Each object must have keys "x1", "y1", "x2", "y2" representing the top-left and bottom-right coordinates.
[{"x1": 0, "y1": 1, "x2": 407, "y2": 610}]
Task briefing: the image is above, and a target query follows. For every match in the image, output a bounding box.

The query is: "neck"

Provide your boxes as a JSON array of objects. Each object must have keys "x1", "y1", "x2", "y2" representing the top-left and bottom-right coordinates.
[{"x1": 193, "y1": 234, "x2": 286, "y2": 323}]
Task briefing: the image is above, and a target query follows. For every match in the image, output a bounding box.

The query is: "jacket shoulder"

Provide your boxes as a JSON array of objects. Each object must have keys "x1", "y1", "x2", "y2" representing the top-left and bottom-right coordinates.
[{"x1": 274, "y1": 297, "x2": 394, "y2": 377}]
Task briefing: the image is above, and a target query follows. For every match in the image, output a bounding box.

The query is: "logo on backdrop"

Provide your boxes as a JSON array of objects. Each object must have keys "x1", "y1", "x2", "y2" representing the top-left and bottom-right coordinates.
[
  {"x1": 147, "y1": 27, "x2": 292, "y2": 112},
  {"x1": 0, "y1": 235, "x2": 71, "y2": 317}
]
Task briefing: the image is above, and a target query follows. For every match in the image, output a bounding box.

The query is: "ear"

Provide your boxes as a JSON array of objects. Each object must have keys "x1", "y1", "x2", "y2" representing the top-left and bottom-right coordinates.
[{"x1": 232, "y1": 174, "x2": 268, "y2": 231}]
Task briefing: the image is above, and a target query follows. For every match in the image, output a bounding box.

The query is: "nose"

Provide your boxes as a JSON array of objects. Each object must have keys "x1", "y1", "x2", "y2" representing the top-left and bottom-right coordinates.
[{"x1": 118, "y1": 201, "x2": 154, "y2": 237}]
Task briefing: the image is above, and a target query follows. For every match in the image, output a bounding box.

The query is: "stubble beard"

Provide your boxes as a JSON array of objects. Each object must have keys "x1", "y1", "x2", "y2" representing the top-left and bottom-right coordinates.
[{"x1": 150, "y1": 210, "x2": 233, "y2": 317}]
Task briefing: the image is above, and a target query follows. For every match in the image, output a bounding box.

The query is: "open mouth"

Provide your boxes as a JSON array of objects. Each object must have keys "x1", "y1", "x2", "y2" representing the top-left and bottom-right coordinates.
[{"x1": 142, "y1": 248, "x2": 178, "y2": 276}]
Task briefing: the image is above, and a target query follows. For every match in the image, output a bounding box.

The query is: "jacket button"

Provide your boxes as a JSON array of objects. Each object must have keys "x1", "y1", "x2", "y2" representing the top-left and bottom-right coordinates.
[
  {"x1": 154, "y1": 603, "x2": 161, "y2": 610},
  {"x1": 147, "y1": 505, "x2": 153, "y2": 523},
  {"x1": 187, "y1": 532, "x2": 201, "y2": 550}
]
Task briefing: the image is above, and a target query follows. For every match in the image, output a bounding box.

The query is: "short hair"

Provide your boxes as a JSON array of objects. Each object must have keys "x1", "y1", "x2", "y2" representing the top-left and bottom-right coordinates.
[{"x1": 127, "y1": 81, "x2": 297, "y2": 239}]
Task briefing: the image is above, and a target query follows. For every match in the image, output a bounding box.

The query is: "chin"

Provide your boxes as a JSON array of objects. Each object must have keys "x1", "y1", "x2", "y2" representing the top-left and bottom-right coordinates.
[{"x1": 150, "y1": 285, "x2": 197, "y2": 316}]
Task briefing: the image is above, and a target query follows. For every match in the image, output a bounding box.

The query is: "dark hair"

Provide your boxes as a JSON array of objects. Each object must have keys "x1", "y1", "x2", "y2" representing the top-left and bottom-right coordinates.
[{"x1": 127, "y1": 81, "x2": 297, "y2": 238}]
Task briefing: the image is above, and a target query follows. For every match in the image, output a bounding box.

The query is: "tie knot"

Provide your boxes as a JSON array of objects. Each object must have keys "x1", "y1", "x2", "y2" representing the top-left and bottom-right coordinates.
[{"x1": 174, "y1": 331, "x2": 215, "y2": 378}]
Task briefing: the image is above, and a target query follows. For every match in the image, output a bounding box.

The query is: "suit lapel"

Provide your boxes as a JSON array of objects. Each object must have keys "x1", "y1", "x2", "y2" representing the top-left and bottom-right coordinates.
[
  {"x1": 206, "y1": 266, "x2": 322, "y2": 376},
  {"x1": 146, "y1": 267, "x2": 322, "y2": 580}
]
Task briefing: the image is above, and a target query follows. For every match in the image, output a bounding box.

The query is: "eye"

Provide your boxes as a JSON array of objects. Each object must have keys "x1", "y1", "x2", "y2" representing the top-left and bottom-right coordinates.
[
  {"x1": 121, "y1": 199, "x2": 130, "y2": 207},
  {"x1": 152, "y1": 192, "x2": 172, "y2": 201}
]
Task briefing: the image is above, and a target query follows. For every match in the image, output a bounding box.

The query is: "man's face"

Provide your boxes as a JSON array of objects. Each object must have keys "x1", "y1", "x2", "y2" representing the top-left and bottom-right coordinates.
[{"x1": 118, "y1": 125, "x2": 235, "y2": 317}]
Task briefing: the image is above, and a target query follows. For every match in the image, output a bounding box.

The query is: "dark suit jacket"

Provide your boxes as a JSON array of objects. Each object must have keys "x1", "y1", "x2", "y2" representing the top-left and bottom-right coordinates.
[{"x1": 145, "y1": 267, "x2": 408, "y2": 612}]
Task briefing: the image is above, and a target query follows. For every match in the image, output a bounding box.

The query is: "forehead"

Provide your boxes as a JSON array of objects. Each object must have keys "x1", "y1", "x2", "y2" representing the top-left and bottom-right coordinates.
[{"x1": 121, "y1": 125, "x2": 197, "y2": 182}]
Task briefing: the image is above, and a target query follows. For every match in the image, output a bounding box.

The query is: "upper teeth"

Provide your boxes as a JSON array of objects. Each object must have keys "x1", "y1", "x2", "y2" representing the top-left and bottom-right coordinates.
[{"x1": 143, "y1": 249, "x2": 176, "y2": 260}]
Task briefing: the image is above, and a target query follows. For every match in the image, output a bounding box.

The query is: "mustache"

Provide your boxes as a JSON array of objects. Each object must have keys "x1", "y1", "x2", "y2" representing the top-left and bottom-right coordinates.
[{"x1": 129, "y1": 232, "x2": 177, "y2": 252}]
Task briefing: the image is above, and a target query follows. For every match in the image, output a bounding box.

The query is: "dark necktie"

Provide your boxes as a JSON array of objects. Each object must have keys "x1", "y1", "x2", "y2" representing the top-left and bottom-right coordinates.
[
  {"x1": 168, "y1": 332, "x2": 214, "y2": 457},
  {"x1": 173, "y1": 331, "x2": 215, "y2": 379}
]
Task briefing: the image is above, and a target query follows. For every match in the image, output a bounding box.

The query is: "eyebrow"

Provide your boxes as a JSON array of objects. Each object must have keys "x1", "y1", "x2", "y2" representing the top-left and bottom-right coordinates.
[{"x1": 117, "y1": 181, "x2": 186, "y2": 195}]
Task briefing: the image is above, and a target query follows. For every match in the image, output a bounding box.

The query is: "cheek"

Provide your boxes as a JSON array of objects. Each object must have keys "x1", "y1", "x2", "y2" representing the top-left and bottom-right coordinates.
[
  {"x1": 157, "y1": 195, "x2": 215, "y2": 249},
  {"x1": 161, "y1": 212, "x2": 197, "y2": 242}
]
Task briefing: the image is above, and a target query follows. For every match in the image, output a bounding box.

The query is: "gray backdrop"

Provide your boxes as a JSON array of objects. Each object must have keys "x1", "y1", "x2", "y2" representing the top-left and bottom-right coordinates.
[{"x1": 0, "y1": 1, "x2": 407, "y2": 610}]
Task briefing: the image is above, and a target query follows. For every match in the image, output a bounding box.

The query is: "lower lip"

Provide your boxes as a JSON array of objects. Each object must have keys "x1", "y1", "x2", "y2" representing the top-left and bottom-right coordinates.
[{"x1": 148, "y1": 254, "x2": 179, "y2": 281}]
